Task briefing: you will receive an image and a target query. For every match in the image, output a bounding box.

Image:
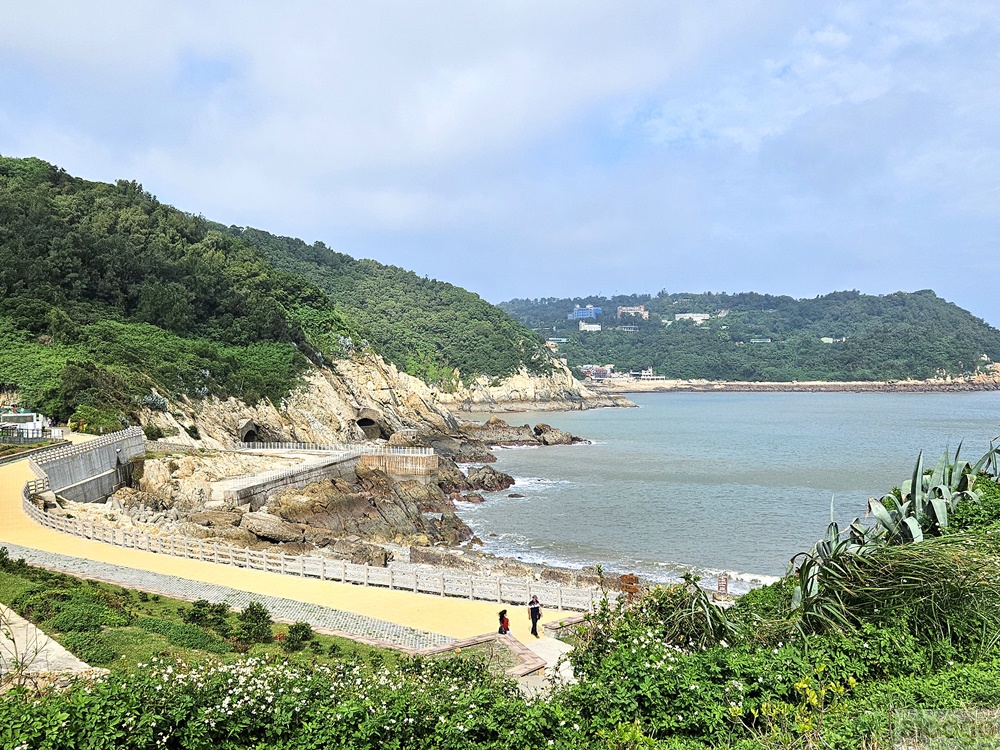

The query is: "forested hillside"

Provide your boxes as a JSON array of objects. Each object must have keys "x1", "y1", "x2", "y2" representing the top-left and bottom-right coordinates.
[
  {"x1": 501, "y1": 290, "x2": 1000, "y2": 381},
  {"x1": 0, "y1": 156, "x2": 546, "y2": 429},
  {"x1": 226, "y1": 228, "x2": 549, "y2": 384}
]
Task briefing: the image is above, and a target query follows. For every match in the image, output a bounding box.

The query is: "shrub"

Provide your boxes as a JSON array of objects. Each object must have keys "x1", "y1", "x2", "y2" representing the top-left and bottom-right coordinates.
[
  {"x1": 281, "y1": 621, "x2": 314, "y2": 652},
  {"x1": 142, "y1": 423, "x2": 164, "y2": 441},
  {"x1": 135, "y1": 617, "x2": 231, "y2": 654},
  {"x1": 237, "y1": 601, "x2": 273, "y2": 644},
  {"x1": 60, "y1": 631, "x2": 120, "y2": 666}
]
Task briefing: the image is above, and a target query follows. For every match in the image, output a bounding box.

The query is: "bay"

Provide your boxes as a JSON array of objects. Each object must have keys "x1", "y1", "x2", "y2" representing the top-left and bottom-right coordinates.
[{"x1": 455, "y1": 392, "x2": 1000, "y2": 590}]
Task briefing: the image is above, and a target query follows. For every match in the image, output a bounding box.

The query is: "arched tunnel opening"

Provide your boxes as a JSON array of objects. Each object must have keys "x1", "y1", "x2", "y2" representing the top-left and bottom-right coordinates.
[{"x1": 355, "y1": 408, "x2": 388, "y2": 440}]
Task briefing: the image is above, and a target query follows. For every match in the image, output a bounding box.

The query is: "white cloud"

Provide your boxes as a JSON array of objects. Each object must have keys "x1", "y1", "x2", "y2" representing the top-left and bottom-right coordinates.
[{"x1": 1, "y1": 2, "x2": 1000, "y2": 323}]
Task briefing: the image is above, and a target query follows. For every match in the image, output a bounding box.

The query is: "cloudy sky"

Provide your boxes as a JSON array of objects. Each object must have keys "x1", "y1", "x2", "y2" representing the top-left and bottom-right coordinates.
[{"x1": 3, "y1": 2, "x2": 1000, "y2": 323}]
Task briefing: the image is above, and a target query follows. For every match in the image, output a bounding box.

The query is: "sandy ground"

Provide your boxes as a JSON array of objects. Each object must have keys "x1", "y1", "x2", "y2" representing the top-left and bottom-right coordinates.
[{"x1": 0, "y1": 442, "x2": 566, "y2": 646}]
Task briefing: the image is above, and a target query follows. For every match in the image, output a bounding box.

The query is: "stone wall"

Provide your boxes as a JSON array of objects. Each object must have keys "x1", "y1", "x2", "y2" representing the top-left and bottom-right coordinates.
[{"x1": 30, "y1": 428, "x2": 145, "y2": 501}]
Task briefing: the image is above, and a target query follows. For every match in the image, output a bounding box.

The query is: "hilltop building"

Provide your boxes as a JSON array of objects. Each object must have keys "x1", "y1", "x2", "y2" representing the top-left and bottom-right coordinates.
[
  {"x1": 579, "y1": 321, "x2": 602, "y2": 332},
  {"x1": 617, "y1": 304, "x2": 649, "y2": 320},
  {"x1": 568, "y1": 305, "x2": 602, "y2": 320},
  {"x1": 674, "y1": 313, "x2": 711, "y2": 325}
]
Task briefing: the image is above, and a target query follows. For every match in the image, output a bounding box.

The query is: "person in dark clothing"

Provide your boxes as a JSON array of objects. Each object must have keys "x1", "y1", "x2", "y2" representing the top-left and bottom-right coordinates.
[
  {"x1": 498, "y1": 609, "x2": 510, "y2": 634},
  {"x1": 528, "y1": 595, "x2": 542, "y2": 638}
]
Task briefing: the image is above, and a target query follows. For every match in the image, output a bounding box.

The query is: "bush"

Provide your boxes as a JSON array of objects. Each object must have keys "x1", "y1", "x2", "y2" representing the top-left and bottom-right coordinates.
[
  {"x1": 135, "y1": 617, "x2": 231, "y2": 654},
  {"x1": 142, "y1": 423, "x2": 164, "y2": 441},
  {"x1": 48, "y1": 600, "x2": 130, "y2": 633},
  {"x1": 60, "y1": 631, "x2": 120, "y2": 666},
  {"x1": 237, "y1": 601, "x2": 273, "y2": 644},
  {"x1": 281, "y1": 621, "x2": 314, "y2": 652}
]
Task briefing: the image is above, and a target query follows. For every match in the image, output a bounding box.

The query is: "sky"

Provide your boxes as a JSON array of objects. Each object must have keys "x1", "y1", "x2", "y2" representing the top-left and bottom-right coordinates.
[{"x1": 2, "y1": 2, "x2": 1000, "y2": 323}]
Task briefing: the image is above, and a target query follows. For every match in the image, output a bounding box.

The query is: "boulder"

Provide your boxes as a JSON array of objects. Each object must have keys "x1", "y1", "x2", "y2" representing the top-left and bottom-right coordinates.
[
  {"x1": 459, "y1": 492, "x2": 485, "y2": 503},
  {"x1": 240, "y1": 512, "x2": 305, "y2": 543},
  {"x1": 188, "y1": 509, "x2": 243, "y2": 527},
  {"x1": 465, "y1": 465, "x2": 515, "y2": 492},
  {"x1": 533, "y1": 423, "x2": 576, "y2": 445}
]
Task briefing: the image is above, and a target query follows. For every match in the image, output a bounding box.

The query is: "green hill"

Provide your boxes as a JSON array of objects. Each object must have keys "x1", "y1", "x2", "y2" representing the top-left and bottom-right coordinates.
[
  {"x1": 225, "y1": 228, "x2": 549, "y2": 385},
  {"x1": 501, "y1": 290, "x2": 1000, "y2": 381},
  {"x1": 0, "y1": 156, "x2": 546, "y2": 429}
]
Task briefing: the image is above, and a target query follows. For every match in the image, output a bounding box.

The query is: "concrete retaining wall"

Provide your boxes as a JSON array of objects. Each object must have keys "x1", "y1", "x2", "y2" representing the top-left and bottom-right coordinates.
[
  {"x1": 31, "y1": 428, "x2": 145, "y2": 494},
  {"x1": 223, "y1": 455, "x2": 360, "y2": 507}
]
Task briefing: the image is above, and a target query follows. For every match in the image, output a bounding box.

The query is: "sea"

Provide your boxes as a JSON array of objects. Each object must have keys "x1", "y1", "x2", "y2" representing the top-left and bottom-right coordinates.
[{"x1": 454, "y1": 391, "x2": 1000, "y2": 592}]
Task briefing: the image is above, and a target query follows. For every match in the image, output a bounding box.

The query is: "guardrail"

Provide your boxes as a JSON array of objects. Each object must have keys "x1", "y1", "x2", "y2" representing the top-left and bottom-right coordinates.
[
  {"x1": 32, "y1": 427, "x2": 145, "y2": 466},
  {"x1": 241, "y1": 441, "x2": 438, "y2": 475},
  {"x1": 18, "y1": 479, "x2": 605, "y2": 611},
  {"x1": 242, "y1": 441, "x2": 434, "y2": 456}
]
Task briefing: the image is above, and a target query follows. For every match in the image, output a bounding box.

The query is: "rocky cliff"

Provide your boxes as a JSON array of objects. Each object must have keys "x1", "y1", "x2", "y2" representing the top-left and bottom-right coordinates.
[
  {"x1": 140, "y1": 354, "x2": 462, "y2": 449},
  {"x1": 138, "y1": 353, "x2": 629, "y2": 449},
  {"x1": 433, "y1": 362, "x2": 634, "y2": 412}
]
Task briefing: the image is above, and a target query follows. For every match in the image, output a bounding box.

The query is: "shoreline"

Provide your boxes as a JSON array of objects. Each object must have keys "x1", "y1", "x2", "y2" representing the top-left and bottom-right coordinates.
[{"x1": 587, "y1": 377, "x2": 1000, "y2": 395}]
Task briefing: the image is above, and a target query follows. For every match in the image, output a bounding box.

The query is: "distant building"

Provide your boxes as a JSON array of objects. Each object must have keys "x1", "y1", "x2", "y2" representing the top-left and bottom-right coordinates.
[
  {"x1": 568, "y1": 305, "x2": 602, "y2": 320},
  {"x1": 674, "y1": 313, "x2": 711, "y2": 325},
  {"x1": 629, "y1": 368, "x2": 666, "y2": 381},
  {"x1": 582, "y1": 364, "x2": 615, "y2": 381},
  {"x1": 579, "y1": 321, "x2": 602, "y2": 332},
  {"x1": 820, "y1": 336, "x2": 846, "y2": 344},
  {"x1": 617, "y1": 305, "x2": 649, "y2": 320},
  {"x1": 749, "y1": 338, "x2": 772, "y2": 344},
  {"x1": 615, "y1": 325, "x2": 639, "y2": 332},
  {"x1": 0, "y1": 408, "x2": 48, "y2": 433}
]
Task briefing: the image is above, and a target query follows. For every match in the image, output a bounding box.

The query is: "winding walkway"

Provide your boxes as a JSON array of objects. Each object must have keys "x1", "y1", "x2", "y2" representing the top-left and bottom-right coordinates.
[{"x1": 0, "y1": 445, "x2": 570, "y2": 667}]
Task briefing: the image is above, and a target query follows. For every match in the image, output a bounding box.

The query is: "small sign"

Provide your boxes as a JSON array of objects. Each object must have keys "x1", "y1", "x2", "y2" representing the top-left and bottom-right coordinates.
[
  {"x1": 619, "y1": 574, "x2": 640, "y2": 602},
  {"x1": 717, "y1": 574, "x2": 729, "y2": 596}
]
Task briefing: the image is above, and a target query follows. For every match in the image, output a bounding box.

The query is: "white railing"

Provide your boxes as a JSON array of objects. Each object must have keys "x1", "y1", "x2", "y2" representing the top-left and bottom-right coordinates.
[
  {"x1": 32, "y1": 427, "x2": 145, "y2": 466},
  {"x1": 18, "y1": 478, "x2": 606, "y2": 611},
  {"x1": 242, "y1": 441, "x2": 434, "y2": 456}
]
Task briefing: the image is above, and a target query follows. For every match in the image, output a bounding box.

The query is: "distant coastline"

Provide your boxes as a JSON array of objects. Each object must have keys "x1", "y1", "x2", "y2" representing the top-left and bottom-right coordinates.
[{"x1": 587, "y1": 374, "x2": 1000, "y2": 394}]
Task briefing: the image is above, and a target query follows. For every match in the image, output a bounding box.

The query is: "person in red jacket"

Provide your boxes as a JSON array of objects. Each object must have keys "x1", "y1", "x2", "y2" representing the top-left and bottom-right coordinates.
[{"x1": 498, "y1": 609, "x2": 510, "y2": 634}]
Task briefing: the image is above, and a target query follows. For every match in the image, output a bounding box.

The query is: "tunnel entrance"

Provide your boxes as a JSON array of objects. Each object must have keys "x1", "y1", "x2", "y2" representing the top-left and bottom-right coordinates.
[
  {"x1": 355, "y1": 407, "x2": 387, "y2": 440},
  {"x1": 238, "y1": 418, "x2": 259, "y2": 443}
]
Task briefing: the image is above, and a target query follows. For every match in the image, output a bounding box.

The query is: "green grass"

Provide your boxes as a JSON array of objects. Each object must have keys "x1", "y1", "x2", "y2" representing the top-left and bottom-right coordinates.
[{"x1": 0, "y1": 558, "x2": 416, "y2": 674}]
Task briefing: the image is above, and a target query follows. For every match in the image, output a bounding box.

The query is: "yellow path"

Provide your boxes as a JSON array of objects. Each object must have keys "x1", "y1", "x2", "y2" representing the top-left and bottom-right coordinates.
[{"x1": 0, "y1": 453, "x2": 560, "y2": 644}]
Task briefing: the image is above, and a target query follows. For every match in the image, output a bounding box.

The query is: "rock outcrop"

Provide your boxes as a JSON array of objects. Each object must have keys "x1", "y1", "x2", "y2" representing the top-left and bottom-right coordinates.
[
  {"x1": 459, "y1": 416, "x2": 583, "y2": 448},
  {"x1": 140, "y1": 354, "x2": 463, "y2": 449},
  {"x1": 432, "y1": 361, "x2": 635, "y2": 412}
]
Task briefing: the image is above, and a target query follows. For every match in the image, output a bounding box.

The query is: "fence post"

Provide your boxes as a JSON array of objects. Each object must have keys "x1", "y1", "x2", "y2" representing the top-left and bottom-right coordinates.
[{"x1": 363, "y1": 566, "x2": 369, "y2": 586}]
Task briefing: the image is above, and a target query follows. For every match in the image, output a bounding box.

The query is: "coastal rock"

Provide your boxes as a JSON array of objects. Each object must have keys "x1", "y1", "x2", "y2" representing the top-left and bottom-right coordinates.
[
  {"x1": 465, "y1": 465, "x2": 515, "y2": 492},
  {"x1": 174, "y1": 523, "x2": 261, "y2": 548},
  {"x1": 188, "y1": 509, "x2": 243, "y2": 527},
  {"x1": 459, "y1": 492, "x2": 485, "y2": 503},
  {"x1": 240, "y1": 512, "x2": 305, "y2": 543},
  {"x1": 462, "y1": 417, "x2": 538, "y2": 445},
  {"x1": 139, "y1": 353, "x2": 463, "y2": 449},
  {"x1": 409, "y1": 546, "x2": 481, "y2": 571},
  {"x1": 533, "y1": 423, "x2": 576, "y2": 445},
  {"x1": 433, "y1": 361, "x2": 635, "y2": 412}
]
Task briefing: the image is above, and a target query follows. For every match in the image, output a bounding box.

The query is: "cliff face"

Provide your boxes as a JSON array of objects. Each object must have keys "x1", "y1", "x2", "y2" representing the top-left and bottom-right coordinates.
[
  {"x1": 432, "y1": 361, "x2": 635, "y2": 413},
  {"x1": 142, "y1": 354, "x2": 462, "y2": 449},
  {"x1": 140, "y1": 354, "x2": 630, "y2": 448}
]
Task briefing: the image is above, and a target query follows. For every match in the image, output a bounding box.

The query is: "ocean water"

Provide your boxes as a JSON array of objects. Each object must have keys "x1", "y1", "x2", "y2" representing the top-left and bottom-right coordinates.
[{"x1": 454, "y1": 392, "x2": 1000, "y2": 589}]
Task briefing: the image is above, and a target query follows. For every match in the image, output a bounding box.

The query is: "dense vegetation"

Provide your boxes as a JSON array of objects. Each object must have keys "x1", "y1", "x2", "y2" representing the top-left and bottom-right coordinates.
[
  {"x1": 501, "y1": 290, "x2": 1000, "y2": 381},
  {"x1": 4, "y1": 444, "x2": 1000, "y2": 748},
  {"x1": 230, "y1": 227, "x2": 550, "y2": 384},
  {"x1": 0, "y1": 156, "x2": 548, "y2": 428}
]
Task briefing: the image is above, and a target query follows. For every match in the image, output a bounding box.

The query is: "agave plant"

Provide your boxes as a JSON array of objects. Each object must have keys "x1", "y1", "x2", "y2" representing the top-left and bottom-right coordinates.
[
  {"x1": 788, "y1": 501, "x2": 882, "y2": 633},
  {"x1": 867, "y1": 441, "x2": 1000, "y2": 543}
]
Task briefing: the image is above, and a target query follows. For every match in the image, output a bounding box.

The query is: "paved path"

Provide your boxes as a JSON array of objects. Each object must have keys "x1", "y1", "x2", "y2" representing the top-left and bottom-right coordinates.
[
  {"x1": 0, "y1": 448, "x2": 571, "y2": 662},
  {"x1": 1, "y1": 604, "x2": 91, "y2": 675}
]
